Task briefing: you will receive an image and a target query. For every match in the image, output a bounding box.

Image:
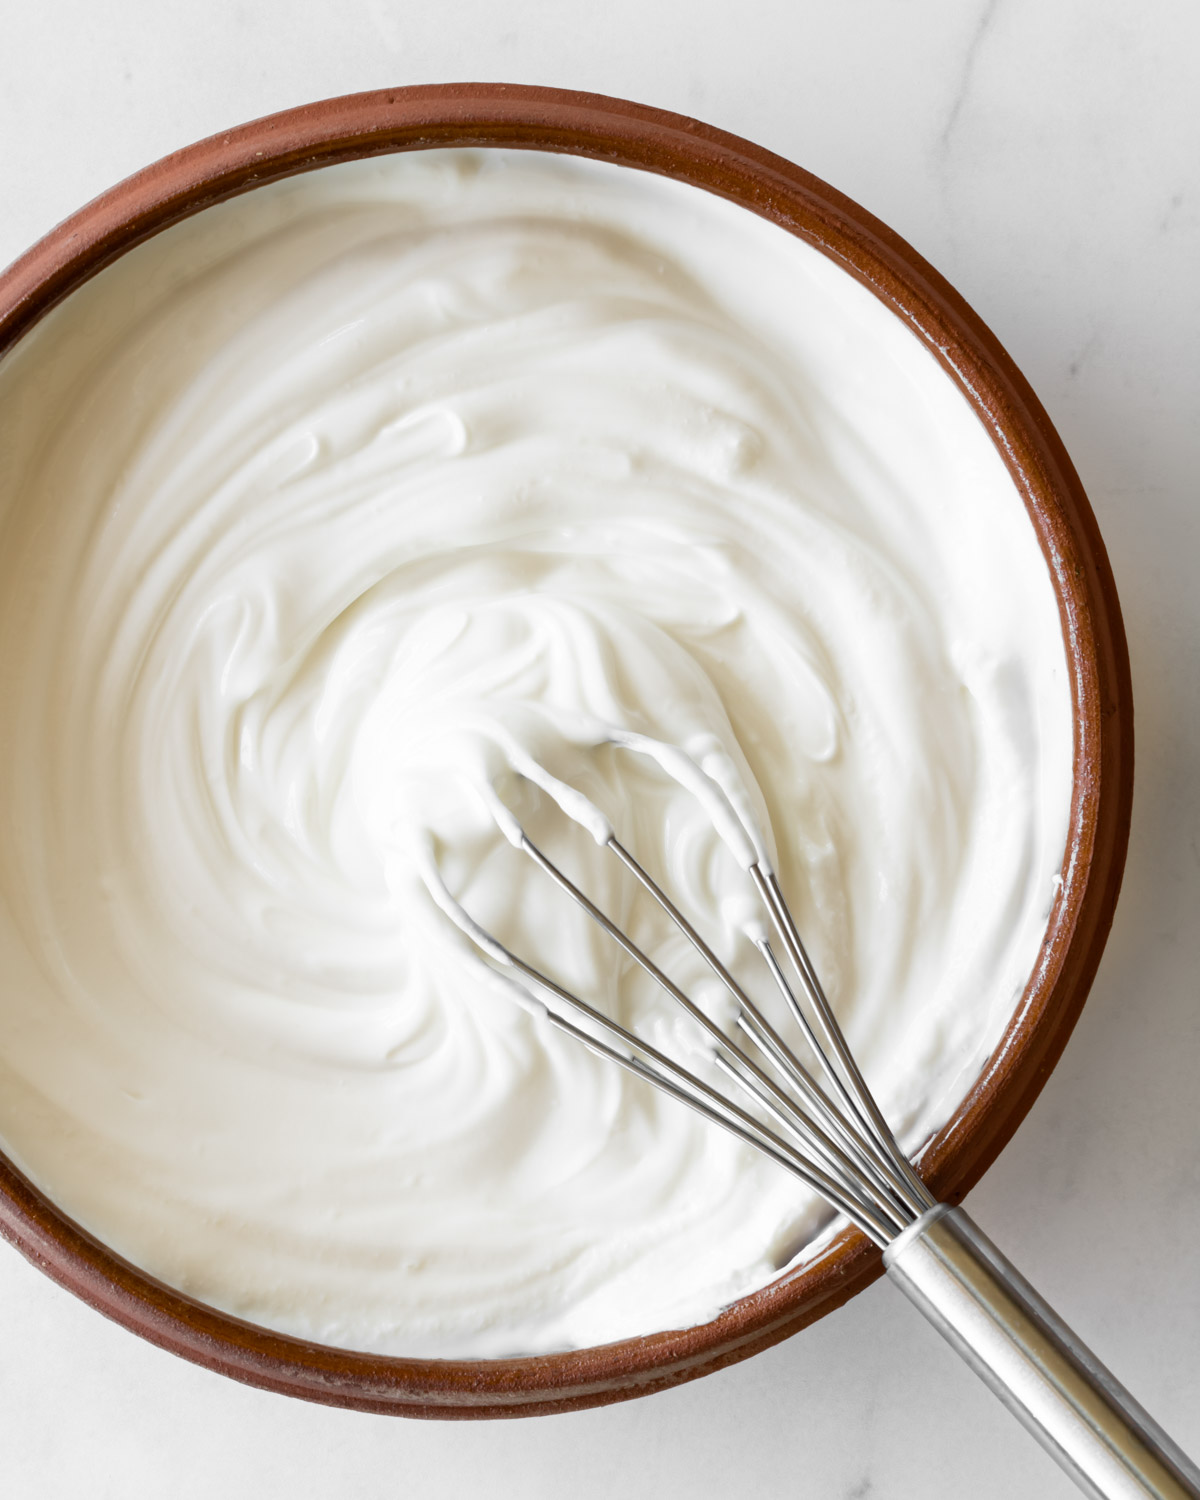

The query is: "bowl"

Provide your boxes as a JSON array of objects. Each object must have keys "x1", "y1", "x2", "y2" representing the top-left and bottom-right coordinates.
[{"x1": 0, "y1": 83, "x2": 1132, "y2": 1417}]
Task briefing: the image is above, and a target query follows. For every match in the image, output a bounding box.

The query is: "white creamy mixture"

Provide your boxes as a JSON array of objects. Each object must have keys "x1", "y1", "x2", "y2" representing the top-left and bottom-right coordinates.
[{"x1": 0, "y1": 150, "x2": 1073, "y2": 1357}]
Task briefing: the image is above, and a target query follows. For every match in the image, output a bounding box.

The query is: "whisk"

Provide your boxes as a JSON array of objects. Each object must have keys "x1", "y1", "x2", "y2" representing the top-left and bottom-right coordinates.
[{"x1": 423, "y1": 744, "x2": 1200, "y2": 1500}]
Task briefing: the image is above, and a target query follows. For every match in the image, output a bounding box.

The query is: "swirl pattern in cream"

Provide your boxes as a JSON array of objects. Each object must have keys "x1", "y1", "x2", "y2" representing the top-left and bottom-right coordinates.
[{"x1": 0, "y1": 150, "x2": 1072, "y2": 1356}]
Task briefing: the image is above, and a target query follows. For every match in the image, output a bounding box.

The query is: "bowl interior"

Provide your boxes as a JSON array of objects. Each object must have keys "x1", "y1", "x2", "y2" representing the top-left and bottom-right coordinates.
[{"x1": 0, "y1": 83, "x2": 1132, "y2": 1417}]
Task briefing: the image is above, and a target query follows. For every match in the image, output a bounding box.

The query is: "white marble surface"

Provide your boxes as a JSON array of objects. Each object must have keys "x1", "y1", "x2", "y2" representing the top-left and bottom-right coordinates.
[{"x1": 1, "y1": 2, "x2": 1197, "y2": 1495}]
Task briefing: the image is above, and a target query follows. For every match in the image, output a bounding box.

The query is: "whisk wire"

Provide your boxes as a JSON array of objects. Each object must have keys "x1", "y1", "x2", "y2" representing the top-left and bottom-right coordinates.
[
  {"x1": 474, "y1": 920, "x2": 898, "y2": 1243},
  {"x1": 492, "y1": 824, "x2": 919, "y2": 1238},
  {"x1": 751, "y1": 866, "x2": 935, "y2": 1211},
  {"x1": 516, "y1": 834, "x2": 850, "y2": 1159},
  {"x1": 426, "y1": 768, "x2": 931, "y2": 1241},
  {"x1": 604, "y1": 836, "x2": 920, "y2": 1222},
  {"x1": 706, "y1": 1049, "x2": 906, "y2": 1231}
]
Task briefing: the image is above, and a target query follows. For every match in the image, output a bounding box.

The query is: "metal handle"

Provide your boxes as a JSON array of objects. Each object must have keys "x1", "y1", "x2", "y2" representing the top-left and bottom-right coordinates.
[{"x1": 884, "y1": 1205, "x2": 1200, "y2": 1500}]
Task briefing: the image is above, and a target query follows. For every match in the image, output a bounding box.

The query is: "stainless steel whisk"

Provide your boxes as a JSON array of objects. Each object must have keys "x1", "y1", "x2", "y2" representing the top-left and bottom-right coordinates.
[{"x1": 425, "y1": 760, "x2": 1200, "y2": 1500}]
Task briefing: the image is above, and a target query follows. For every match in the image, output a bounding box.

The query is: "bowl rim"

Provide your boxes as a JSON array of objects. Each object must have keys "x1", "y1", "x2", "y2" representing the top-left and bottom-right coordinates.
[{"x1": 0, "y1": 82, "x2": 1133, "y2": 1418}]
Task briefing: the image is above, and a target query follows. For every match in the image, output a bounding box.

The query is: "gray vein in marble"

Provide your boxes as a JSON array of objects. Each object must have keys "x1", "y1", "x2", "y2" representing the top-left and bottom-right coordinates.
[
  {"x1": 1067, "y1": 329, "x2": 1104, "y2": 380},
  {"x1": 936, "y1": 0, "x2": 1001, "y2": 164},
  {"x1": 1159, "y1": 189, "x2": 1186, "y2": 232}
]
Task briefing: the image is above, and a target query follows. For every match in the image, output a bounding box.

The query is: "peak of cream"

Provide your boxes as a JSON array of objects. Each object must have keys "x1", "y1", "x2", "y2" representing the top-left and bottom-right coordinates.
[{"x1": 0, "y1": 149, "x2": 1072, "y2": 1357}]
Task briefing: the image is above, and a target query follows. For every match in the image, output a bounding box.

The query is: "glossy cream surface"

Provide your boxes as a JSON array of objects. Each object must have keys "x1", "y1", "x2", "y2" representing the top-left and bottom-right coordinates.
[{"x1": 0, "y1": 150, "x2": 1073, "y2": 1357}]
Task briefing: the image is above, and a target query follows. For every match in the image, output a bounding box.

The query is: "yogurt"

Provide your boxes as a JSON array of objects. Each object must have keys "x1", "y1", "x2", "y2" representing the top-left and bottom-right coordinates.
[{"x1": 0, "y1": 149, "x2": 1073, "y2": 1357}]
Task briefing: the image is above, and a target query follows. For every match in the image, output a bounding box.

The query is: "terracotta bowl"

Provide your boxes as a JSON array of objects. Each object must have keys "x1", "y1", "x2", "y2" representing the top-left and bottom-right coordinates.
[{"x1": 0, "y1": 84, "x2": 1132, "y2": 1418}]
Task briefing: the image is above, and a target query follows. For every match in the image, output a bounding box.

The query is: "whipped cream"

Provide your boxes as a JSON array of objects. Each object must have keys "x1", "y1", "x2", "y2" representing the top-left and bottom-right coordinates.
[{"x1": 0, "y1": 149, "x2": 1073, "y2": 1357}]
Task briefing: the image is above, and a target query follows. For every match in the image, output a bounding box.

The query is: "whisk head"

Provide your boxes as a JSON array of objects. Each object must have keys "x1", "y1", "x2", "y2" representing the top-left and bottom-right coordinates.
[{"x1": 420, "y1": 734, "x2": 936, "y2": 1248}]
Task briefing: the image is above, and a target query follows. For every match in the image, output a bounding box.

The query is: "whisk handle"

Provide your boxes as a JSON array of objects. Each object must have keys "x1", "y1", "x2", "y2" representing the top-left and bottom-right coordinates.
[{"x1": 884, "y1": 1205, "x2": 1200, "y2": 1500}]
